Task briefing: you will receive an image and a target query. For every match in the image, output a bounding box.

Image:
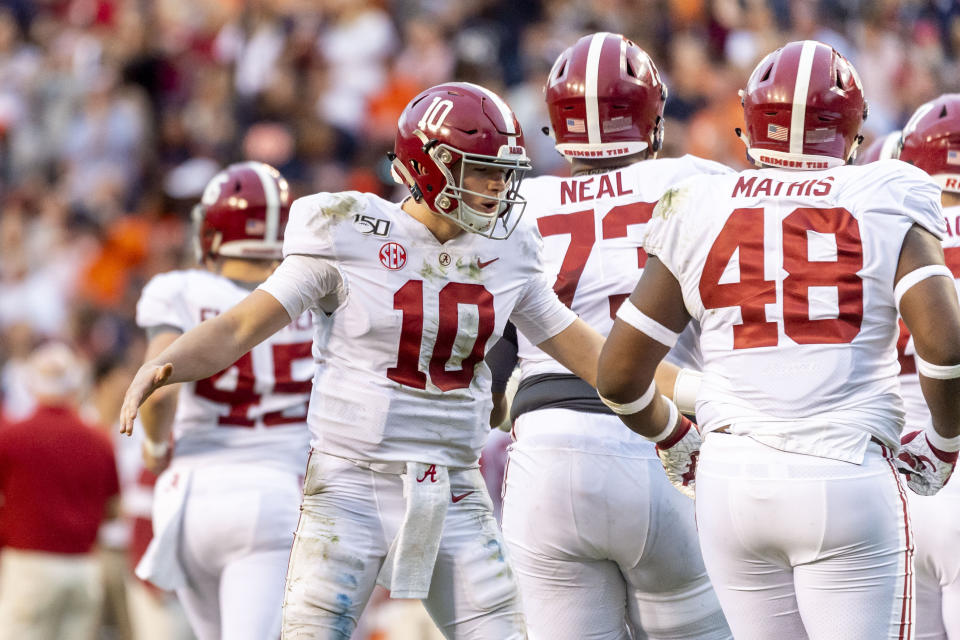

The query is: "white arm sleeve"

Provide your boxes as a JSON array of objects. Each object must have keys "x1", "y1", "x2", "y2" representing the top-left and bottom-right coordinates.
[{"x1": 257, "y1": 254, "x2": 343, "y2": 320}]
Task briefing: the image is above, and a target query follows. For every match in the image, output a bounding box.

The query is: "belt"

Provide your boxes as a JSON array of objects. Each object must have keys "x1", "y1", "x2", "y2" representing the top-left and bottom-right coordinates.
[{"x1": 710, "y1": 427, "x2": 892, "y2": 452}]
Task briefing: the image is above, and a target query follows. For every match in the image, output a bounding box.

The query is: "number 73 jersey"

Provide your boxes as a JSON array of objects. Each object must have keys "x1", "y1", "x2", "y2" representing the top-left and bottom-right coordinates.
[
  {"x1": 644, "y1": 159, "x2": 945, "y2": 463},
  {"x1": 261, "y1": 191, "x2": 576, "y2": 468}
]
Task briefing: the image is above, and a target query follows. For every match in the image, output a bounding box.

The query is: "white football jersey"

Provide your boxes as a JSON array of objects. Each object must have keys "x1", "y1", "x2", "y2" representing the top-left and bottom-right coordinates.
[
  {"x1": 258, "y1": 192, "x2": 576, "y2": 467},
  {"x1": 644, "y1": 159, "x2": 944, "y2": 463},
  {"x1": 897, "y1": 203, "x2": 960, "y2": 429},
  {"x1": 136, "y1": 269, "x2": 313, "y2": 469},
  {"x1": 514, "y1": 155, "x2": 732, "y2": 378}
]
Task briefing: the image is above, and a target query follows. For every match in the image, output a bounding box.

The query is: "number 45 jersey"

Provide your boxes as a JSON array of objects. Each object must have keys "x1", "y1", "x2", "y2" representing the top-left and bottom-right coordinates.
[
  {"x1": 259, "y1": 191, "x2": 576, "y2": 468},
  {"x1": 136, "y1": 269, "x2": 314, "y2": 469},
  {"x1": 644, "y1": 159, "x2": 945, "y2": 463}
]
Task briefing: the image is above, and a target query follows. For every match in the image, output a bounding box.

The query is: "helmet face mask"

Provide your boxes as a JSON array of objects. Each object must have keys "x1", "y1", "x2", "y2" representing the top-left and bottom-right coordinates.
[
  {"x1": 739, "y1": 40, "x2": 867, "y2": 170},
  {"x1": 899, "y1": 94, "x2": 960, "y2": 193},
  {"x1": 192, "y1": 161, "x2": 291, "y2": 262},
  {"x1": 545, "y1": 32, "x2": 667, "y2": 161},
  {"x1": 391, "y1": 82, "x2": 532, "y2": 239}
]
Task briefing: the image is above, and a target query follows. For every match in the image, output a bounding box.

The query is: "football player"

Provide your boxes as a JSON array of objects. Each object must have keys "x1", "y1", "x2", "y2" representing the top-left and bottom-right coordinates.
[
  {"x1": 597, "y1": 41, "x2": 960, "y2": 639},
  {"x1": 495, "y1": 32, "x2": 731, "y2": 639},
  {"x1": 895, "y1": 94, "x2": 960, "y2": 640},
  {"x1": 120, "y1": 82, "x2": 617, "y2": 638},
  {"x1": 133, "y1": 161, "x2": 314, "y2": 640}
]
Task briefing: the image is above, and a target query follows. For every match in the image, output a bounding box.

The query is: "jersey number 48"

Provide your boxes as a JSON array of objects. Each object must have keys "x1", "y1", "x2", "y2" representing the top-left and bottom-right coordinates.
[{"x1": 700, "y1": 206, "x2": 864, "y2": 349}]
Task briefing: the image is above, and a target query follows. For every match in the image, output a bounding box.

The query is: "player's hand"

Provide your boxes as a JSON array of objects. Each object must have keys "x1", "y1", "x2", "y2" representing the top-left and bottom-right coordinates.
[
  {"x1": 896, "y1": 429, "x2": 958, "y2": 496},
  {"x1": 120, "y1": 363, "x2": 173, "y2": 436},
  {"x1": 655, "y1": 415, "x2": 701, "y2": 499}
]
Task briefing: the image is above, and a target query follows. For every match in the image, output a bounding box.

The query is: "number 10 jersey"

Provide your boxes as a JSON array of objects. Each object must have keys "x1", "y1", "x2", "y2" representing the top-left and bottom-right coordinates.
[
  {"x1": 644, "y1": 159, "x2": 945, "y2": 463},
  {"x1": 259, "y1": 191, "x2": 576, "y2": 468}
]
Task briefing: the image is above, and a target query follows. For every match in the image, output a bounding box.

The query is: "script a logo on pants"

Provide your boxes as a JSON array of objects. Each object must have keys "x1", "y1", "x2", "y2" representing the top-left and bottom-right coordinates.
[
  {"x1": 379, "y1": 242, "x2": 407, "y2": 270},
  {"x1": 417, "y1": 464, "x2": 438, "y2": 483}
]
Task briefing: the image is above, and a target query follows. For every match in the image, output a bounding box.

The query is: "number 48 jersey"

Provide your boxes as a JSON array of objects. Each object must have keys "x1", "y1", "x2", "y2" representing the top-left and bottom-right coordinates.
[
  {"x1": 136, "y1": 269, "x2": 314, "y2": 469},
  {"x1": 645, "y1": 159, "x2": 945, "y2": 463}
]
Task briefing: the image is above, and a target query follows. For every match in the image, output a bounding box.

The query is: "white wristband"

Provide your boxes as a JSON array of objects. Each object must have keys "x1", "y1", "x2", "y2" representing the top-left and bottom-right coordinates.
[
  {"x1": 673, "y1": 369, "x2": 702, "y2": 415},
  {"x1": 925, "y1": 426, "x2": 960, "y2": 452},
  {"x1": 895, "y1": 265, "x2": 953, "y2": 309},
  {"x1": 615, "y1": 299, "x2": 680, "y2": 348},
  {"x1": 143, "y1": 438, "x2": 170, "y2": 458},
  {"x1": 915, "y1": 354, "x2": 960, "y2": 380},
  {"x1": 644, "y1": 397, "x2": 680, "y2": 444},
  {"x1": 598, "y1": 379, "x2": 657, "y2": 415}
]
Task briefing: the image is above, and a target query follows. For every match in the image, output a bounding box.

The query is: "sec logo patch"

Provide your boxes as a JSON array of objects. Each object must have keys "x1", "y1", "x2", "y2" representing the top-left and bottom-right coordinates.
[{"x1": 379, "y1": 242, "x2": 406, "y2": 270}]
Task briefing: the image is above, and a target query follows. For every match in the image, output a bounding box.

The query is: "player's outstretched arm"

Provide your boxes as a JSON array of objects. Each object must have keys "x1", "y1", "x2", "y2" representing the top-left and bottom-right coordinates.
[
  {"x1": 895, "y1": 224, "x2": 960, "y2": 494},
  {"x1": 536, "y1": 318, "x2": 604, "y2": 388},
  {"x1": 597, "y1": 256, "x2": 690, "y2": 438},
  {"x1": 597, "y1": 256, "x2": 700, "y2": 497},
  {"x1": 120, "y1": 290, "x2": 293, "y2": 436}
]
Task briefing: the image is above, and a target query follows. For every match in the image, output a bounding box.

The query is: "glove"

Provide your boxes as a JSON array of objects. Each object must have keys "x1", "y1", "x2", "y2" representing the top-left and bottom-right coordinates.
[
  {"x1": 655, "y1": 415, "x2": 702, "y2": 499},
  {"x1": 896, "y1": 430, "x2": 959, "y2": 496}
]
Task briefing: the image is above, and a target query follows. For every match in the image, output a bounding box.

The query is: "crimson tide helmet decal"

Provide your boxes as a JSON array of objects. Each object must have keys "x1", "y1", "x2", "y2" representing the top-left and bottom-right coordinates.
[
  {"x1": 546, "y1": 32, "x2": 666, "y2": 159},
  {"x1": 900, "y1": 94, "x2": 960, "y2": 193},
  {"x1": 193, "y1": 161, "x2": 291, "y2": 261},
  {"x1": 390, "y1": 82, "x2": 532, "y2": 240},
  {"x1": 739, "y1": 40, "x2": 867, "y2": 169}
]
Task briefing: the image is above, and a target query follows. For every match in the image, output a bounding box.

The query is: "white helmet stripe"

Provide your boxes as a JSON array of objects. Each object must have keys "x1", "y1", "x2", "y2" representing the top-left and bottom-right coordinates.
[
  {"x1": 585, "y1": 32, "x2": 608, "y2": 146},
  {"x1": 463, "y1": 82, "x2": 518, "y2": 146},
  {"x1": 790, "y1": 40, "x2": 818, "y2": 156},
  {"x1": 247, "y1": 162, "x2": 280, "y2": 243}
]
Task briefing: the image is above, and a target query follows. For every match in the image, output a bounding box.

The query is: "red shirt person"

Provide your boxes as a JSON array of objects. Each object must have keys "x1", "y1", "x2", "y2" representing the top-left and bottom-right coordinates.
[{"x1": 0, "y1": 343, "x2": 120, "y2": 640}]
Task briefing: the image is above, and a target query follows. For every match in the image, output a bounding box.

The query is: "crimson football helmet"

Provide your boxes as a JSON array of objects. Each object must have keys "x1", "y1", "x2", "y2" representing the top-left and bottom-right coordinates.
[
  {"x1": 546, "y1": 32, "x2": 667, "y2": 159},
  {"x1": 193, "y1": 161, "x2": 291, "y2": 262},
  {"x1": 900, "y1": 94, "x2": 960, "y2": 193},
  {"x1": 738, "y1": 40, "x2": 867, "y2": 169},
  {"x1": 390, "y1": 82, "x2": 532, "y2": 239},
  {"x1": 854, "y1": 130, "x2": 902, "y2": 165}
]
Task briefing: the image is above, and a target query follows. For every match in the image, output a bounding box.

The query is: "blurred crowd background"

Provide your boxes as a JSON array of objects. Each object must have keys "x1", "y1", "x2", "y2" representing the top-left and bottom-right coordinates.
[{"x1": 1, "y1": 0, "x2": 959, "y2": 638}]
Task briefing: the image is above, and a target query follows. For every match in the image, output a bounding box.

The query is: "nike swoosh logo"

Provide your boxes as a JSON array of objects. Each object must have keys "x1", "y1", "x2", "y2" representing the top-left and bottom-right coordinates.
[
  {"x1": 477, "y1": 258, "x2": 499, "y2": 269},
  {"x1": 451, "y1": 491, "x2": 475, "y2": 503}
]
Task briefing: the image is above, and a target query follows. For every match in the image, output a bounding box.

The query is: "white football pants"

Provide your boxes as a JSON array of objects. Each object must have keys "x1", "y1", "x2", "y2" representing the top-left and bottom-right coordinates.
[
  {"x1": 174, "y1": 462, "x2": 302, "y2": 640},
  {"x1": 911, "y1": 482, "x2": 960, "y2": 640},
  {"x1": 696, "y1": 433, "x2": 914, "y2": 640},
  {"x1": 282, "y1": 451, "x2": 526, "y2": 639},
  {"x1": 502, "y1": 409, "x2": 731, "y2": 640}
]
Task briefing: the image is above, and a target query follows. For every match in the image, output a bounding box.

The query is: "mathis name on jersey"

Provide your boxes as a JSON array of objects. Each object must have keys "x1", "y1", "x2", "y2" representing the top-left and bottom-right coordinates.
[
  {"x1": 732, "y1": 175, "x2": 834, "y2": 199},
  {"x1": 560, "y1": 172, "x2": 634, "y2": 206}
]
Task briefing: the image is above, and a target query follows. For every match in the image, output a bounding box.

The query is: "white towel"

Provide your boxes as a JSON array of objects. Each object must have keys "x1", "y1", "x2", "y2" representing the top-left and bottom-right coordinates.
[
  {"x1": 135, "y1": 468, "x2": 191, "y2": 590},
  {"x1": 376, "y1": 462, "x2": 450, "y2": 599}
]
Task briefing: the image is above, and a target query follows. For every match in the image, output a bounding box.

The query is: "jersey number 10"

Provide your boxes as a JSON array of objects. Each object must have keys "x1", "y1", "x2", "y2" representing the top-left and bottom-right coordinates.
[
  {"x1": 700, "y1": 206, "x2": 864, "y2": 349},
  {"x1": 388, "y1": 280, "x2": 495, "y2": 390}
]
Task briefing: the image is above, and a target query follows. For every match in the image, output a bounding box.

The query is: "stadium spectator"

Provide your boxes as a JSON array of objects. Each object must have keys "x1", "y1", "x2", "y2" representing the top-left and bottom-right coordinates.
[{"x1": 0, "y1": 342, "x2": 120, "y2": 640}]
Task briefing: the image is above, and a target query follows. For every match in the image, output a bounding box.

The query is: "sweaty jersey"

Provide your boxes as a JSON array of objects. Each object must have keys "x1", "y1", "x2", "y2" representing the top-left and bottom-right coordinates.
[
  {"x1": 644, "y1": 159, "x2": 944, "y2": 463},
  {"x1": 514, "y1": 155, "x2": 732, "y2": 379},
  {"x1": 136, "y1": 269, "x2": 313, "y2": 469},
  {"x1": 258, "y1": 192, "x2": 576, "y2": 467},
  {"x1": 897, "y1": 204, "x2": 960, "y2": 428}
]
